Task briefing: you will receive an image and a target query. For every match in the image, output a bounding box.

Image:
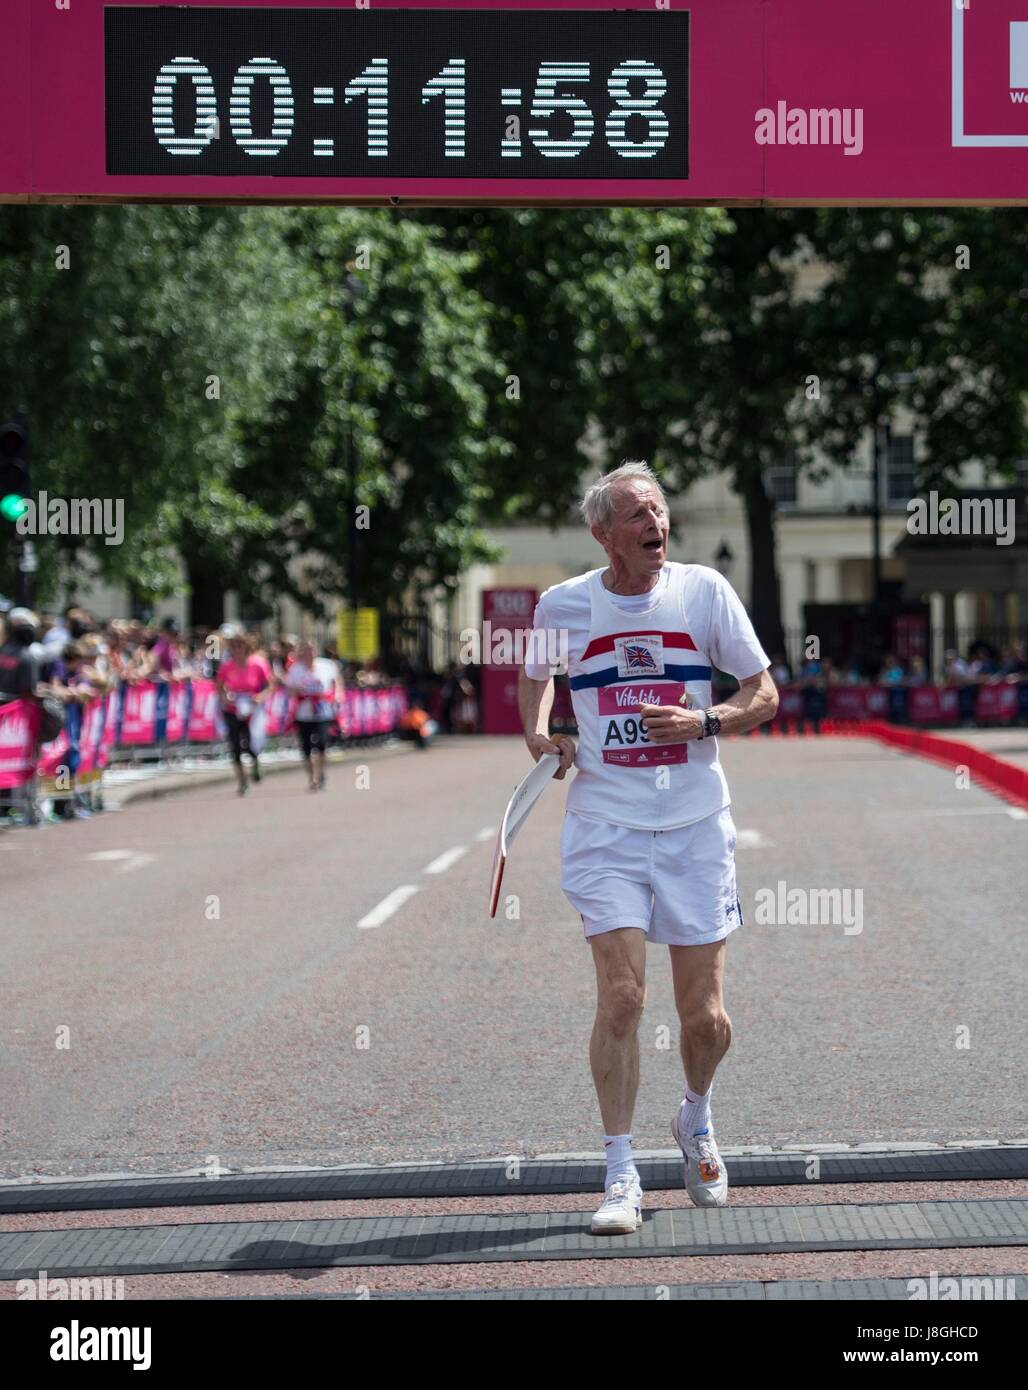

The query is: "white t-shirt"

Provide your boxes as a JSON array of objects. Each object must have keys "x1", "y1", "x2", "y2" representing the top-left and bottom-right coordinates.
[
  {"x1": 525, "y1": 563, "x2": 769, "y2": 829},
  {"x1": 287, "y1": 658, "x2": 340, "y2": 722}
]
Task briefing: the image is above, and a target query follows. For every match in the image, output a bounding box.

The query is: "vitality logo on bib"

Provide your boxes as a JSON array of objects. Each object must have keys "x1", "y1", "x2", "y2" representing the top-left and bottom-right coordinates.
[
  {"x1": 597, "y1": 681, "x2": 687, "y2": 767},
  {"x1": 614, "y1": 634, "x2": 664, "y2": 678}
]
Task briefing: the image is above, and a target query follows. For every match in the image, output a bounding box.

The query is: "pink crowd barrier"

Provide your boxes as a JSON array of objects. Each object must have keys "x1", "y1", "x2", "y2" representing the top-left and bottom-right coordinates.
[{"x1": 0, "y1": 680, "x2": 410, "y2": 789}]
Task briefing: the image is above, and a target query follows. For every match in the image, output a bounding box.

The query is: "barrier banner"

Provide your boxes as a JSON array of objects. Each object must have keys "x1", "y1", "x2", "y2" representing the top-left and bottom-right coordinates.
[
  {"x1": 335, "y1": 690, "x2": 353, "y2": 738},
  {"x1": 976, "y1": 683, "x2": 1019, "y2": 723},
  {"x1": 908, "y1": 686, "x2": 961, "y2": 724},
  {"x1": 0, "y1": 699, "x2": 40, "y2": 788},
  {"x1": 100, "y1": 689, "x2": 117, "y2": 766},
  {"x1": 186, "y1": 679, "x2": 220, "y2": 742},
  {"x1": 120, "y1": 682, "x2": 159, "y2": 745},
  {"x1": 331, "y1": 687, "x2": 406, "y2": 738},
  {"x1": 154, "y1": 680, "x2": 169, "y2": 742},
  {"x1": 77, "y1": 696, "x2": 108, "y2": 779},
  {"x1": 164, "y1": 680, "x2": 189, "y2": 743},
  {"x1": 264, "y1": 687, "x2": 293, "y2": 737},
  {"x1": 776, "y1": 686, "x2": 805, "y2": 721},
  {"x1": 37, "y1": 724, "x2": 71, "y2": 781},
  {"x1": 828, "y1": 687, "x2": 869, "y2": 720}
]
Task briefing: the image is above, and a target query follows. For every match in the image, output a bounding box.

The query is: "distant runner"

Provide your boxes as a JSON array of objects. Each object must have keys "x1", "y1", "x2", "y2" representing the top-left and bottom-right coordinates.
[
  {"x1": 518, "y1": 461, "x2": 778, "y2": 1234},
  {"x1": 216, "y1": 627, "x2": 272, "y2": 797},
  {"x1": 286, "y1": 639, "x2": 343, "y2": 791}
]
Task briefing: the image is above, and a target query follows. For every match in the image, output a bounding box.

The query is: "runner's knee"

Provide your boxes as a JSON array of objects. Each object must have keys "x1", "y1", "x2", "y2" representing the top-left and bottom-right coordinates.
[
  {"x1": 679, "y1": 1005, "x2": 731, "y2": 1049},
  {"x1": 598, "y1": 978, "x2": 645, "y2": 1036}
]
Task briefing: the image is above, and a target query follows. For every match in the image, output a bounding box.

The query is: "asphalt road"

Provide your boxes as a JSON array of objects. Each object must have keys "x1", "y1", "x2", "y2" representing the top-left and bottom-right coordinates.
[{"x1": 1, "y1": 734, "x2": 1025, "y2": 1179}]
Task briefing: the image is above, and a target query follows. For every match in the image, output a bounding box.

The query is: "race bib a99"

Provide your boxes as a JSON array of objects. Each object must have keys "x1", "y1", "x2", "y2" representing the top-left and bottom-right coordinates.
[{"x1": 598, "y1": 682, "x2": 688, "y2": 767}]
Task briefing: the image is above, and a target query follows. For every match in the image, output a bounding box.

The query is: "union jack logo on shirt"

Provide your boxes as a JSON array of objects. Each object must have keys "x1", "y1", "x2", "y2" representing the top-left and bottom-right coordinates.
[{"x1": 623, "y1": 643, "x2": 659, "y2": 672}]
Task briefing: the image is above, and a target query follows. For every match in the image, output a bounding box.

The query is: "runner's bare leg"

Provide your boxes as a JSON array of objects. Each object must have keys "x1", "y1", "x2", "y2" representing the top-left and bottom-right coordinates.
[
  {"x1": 668, "y1": 940, "x2": 732, "y2": 1095},
  {"x1": 589, "y1": 927, "x2": 647, "y2": 1134}
]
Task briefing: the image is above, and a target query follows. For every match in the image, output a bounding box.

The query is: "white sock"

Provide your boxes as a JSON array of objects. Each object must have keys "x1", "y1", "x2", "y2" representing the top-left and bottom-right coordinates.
[
  {"x1": 603, "y1": 1133, "x2": 639, "y2": 1187},
  {"x1": 678, "y1": 1084, "x2": 712, "y2": 1138}
]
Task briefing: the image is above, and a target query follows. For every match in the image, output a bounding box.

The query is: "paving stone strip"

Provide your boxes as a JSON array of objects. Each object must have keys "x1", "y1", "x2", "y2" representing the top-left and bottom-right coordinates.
[
  {"x1": 1, "y1": 1199, "x2": 1025, "y2": 1279},
  {"x1": 2, "y1": 1147, "x2": 1025, "y2": 1214}
]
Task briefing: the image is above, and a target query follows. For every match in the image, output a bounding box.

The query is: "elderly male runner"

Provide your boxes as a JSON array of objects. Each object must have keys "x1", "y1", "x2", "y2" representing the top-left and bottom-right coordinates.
[{"x1": 518, "y1": 461, "x2": 778, "y2": 1234}]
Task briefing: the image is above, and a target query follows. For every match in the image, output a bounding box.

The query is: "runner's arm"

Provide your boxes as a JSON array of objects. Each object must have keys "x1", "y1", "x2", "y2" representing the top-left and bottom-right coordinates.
[
  {"x1": 706, "y1": 668, "x2": 778, "y2": 734},
  {"x1": 642, "y1": 669, "x2": 778, "y2": 743},
  {"x1": 517, "y1": 668, "x2": 575, "y2": 778}
]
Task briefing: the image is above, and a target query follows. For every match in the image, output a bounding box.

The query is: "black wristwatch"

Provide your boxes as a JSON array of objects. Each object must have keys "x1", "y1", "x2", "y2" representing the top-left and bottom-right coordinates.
[{"x1": 700, "y1": 708, "x2": 722, "y2": 739}]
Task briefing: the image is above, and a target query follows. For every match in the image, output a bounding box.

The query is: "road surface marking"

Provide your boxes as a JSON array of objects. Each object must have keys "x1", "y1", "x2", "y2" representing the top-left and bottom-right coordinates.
[
  {"x1": 424, "y1": 845, "x2": 468, "y2": 875},
  {"x1": 86, "y1": 849, "x2": 156, "y2": 873},
  {"x1": 357, "y1": 885, "x2": 419, "y2": 929},
  {"x1": 736, "y1": 828, "x2": 774, "y2": 849},
  {"x1": 906, "y1": 807, "x2": 1026, "y2": 818},
  {"x1": 474, "y1": 827, "x2": 497, "y2": 842}
]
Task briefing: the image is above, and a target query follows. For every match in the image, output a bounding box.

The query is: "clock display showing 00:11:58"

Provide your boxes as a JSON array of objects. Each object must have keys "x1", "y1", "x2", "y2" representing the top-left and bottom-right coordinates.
[{"x1": 151, "y1": 54, "x2": 673, "y2": 163}]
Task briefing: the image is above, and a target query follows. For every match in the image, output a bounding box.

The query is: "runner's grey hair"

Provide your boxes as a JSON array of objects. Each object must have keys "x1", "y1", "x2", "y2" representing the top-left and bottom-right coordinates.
[{"x1": 580, "y1": 461, "x2": 668, "y2": 530}]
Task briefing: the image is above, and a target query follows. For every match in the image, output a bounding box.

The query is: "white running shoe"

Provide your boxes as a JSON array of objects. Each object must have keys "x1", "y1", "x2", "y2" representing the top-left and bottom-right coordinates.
[
  {"x1": 671, "y1": 1112, "x2": 729, "y2": 1208},
  {"x1": 590, "y1": 1175, "x2": 644, "y2": 1235}
]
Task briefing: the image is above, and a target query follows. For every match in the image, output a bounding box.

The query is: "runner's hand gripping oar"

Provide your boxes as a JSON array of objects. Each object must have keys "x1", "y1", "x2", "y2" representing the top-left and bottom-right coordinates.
[{"x1": 488, "y1": 734, "x2": 575, "y2": 918}]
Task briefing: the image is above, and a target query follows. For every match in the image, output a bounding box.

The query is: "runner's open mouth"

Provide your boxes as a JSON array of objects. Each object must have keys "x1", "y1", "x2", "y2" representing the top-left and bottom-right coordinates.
[{"x1": 642, "y1": 539, "x2": 664, "y2": 550}]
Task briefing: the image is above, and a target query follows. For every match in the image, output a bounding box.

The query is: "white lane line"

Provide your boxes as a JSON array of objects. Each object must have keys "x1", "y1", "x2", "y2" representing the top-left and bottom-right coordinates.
[
  {"x1": 906, "y1": 807, "x2": 1025, "y2": 818},
  {"x1": 474, "y1": 827, "x2": 497, "y2": 842},
  {"x1": 423, "y1": 845, "x2": 468, "y2": 875},
  {"x1": 357, "y1": 885, "x2": 420, "y2": 929},
  {"x1": 736, "y1": 828, "x2": 774, "y2": 849},
  {"x1": 86, "y1": 849, "x2": 156, "y2": 873}
]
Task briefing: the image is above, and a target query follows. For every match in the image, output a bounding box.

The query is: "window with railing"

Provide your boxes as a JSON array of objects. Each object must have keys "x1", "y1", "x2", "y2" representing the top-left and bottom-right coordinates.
[
  {"x1": 765, "y1": 462, "x2": 798, "y2": 508},
  {"x1": 886, "y1": 434, "x2": 916, "y2": 505}
]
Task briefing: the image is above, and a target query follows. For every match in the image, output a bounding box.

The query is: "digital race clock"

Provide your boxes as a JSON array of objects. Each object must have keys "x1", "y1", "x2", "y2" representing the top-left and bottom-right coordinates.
[{"x1": 104, "y1": 7, "x2": 689, "y2": 180}]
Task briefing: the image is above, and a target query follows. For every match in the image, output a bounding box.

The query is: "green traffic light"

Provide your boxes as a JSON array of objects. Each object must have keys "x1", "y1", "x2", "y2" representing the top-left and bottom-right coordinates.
[{"x1": 0, "y1": 493, "x2": 29, "y2": 522}]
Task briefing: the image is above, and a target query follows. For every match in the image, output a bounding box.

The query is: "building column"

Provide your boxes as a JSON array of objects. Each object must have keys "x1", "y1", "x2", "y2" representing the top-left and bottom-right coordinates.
[
  {"x1": 942, "y1": 592, "x2": 957, "y2": 653},
  {"x1": 815, "y1": 560, "x2": 842, "y2": 603},
  {"x1": 954, "y1": 592, "x2": 977, "y2": 653}
]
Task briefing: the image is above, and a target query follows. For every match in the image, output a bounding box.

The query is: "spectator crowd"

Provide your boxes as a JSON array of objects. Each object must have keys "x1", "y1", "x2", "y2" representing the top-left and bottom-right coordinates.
[{"x1": 0, "y1": 603, "x2": 425, "y2": 822}]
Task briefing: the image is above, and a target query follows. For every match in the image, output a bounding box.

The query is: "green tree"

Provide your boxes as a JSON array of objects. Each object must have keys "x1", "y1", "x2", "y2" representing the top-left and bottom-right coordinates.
[{"x1": 229, "y1": 208, "x2": 506, "y2": 624}]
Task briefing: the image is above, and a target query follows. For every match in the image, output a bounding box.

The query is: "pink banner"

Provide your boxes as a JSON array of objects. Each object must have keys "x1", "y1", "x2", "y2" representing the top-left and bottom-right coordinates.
[
  {"x1": 828, "y1": 687, "x2": 892, "y2": 719},
  {"x1": 37, "y1": 727, "x2": 71, "y2": 781},
  {"x1": 0, "y1": 700, "x2": 40, "y2": 788},
  {"x1": 5, "y1": 2, "x2": 1028, "y2": 205},
  {"x1": 100, "y1": 690, "x2": 117, "y2": 766},
  {"x1": 164, "y1": 681, "x2": 189, "y2": 742},
  {"x1": 828, "y1": 687, "x2": 870, "y2": 720},
  {"x1": 119, "y1": 683, "x2": 159, "y2": 745},
  {"x1": 481, "y1": 588, "x2": 536, "y2": 735},
  {"x1": 77, "y1": 697, "x2": 108, "y2": 778},
  {"x1": 776, "y1": 687, "x2": 805, "y2": 720},
  {"x1": 264, "y1": 687, "x2": 294, "y2": 737},
  {"x1": 908, "y1": 686, "x2": 961, "y2": 725},
  {"x1": 187, "y1": 679, "x2": 220, "y2": 742},
  {"x1": 975, "y1": 683, "x2": 1019, "y2": 723},
  {"x1": 332, "y1": 687, "x2": 406, "y2": 737}
]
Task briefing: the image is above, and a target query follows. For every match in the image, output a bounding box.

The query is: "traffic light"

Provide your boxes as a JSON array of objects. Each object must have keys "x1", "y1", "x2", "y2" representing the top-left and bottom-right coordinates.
[{"x1": 0, "y1": 410, "x2": 30, "y2": 525}]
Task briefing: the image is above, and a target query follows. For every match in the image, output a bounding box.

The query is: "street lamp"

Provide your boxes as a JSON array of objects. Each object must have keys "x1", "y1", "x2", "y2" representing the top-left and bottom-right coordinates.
[{"x1": 714, "y1": 540, "x2": 734, "y2": 577}]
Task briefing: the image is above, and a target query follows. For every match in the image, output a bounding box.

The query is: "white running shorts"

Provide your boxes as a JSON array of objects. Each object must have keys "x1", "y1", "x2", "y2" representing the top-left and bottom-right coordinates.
[{"x1": 560, "y1": 805, "x2": 742, "y2": 946}]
